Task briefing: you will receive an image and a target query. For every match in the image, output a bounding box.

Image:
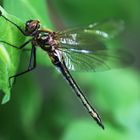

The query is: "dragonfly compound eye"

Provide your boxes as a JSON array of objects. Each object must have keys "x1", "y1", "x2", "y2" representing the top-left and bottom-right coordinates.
[{"x1": 25, "y1": 20, "x2": 40, "y2": 35}]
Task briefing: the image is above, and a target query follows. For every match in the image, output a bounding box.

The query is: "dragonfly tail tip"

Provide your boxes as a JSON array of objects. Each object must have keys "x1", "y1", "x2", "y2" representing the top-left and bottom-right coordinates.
[{"x1": 100, "y1": 122, "x2": 105, "y2": 130}]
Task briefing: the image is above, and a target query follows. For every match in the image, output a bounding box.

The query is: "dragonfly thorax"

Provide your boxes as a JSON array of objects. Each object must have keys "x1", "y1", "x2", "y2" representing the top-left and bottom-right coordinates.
[
  {"x1": 37, "y1": 32, "x2": 50, "y2": 45},
  {"x1": 35, "y1": 31, "x2": 58, "y2": 52}
]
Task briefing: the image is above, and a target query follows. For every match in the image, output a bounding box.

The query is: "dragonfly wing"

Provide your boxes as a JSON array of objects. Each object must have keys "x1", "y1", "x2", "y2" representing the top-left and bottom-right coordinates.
[
  {"x1": 57, "y1": 20, "x2": 132, "y2": 72},
  {"x1": 61, "y1": 49, "x2": 133, "y2": 72},
  {"x1": 58, "y1": 20, "x2": 124, "y2": 52}
]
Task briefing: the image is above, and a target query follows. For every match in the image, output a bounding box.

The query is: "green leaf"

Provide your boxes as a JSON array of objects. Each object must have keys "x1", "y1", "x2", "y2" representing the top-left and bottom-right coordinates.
[
  {"x1": 3, "y1": 0, "x2": 53, "y2": 29},
  {"x1": 3, "y1": 0, "x2": 54, "y2": 67},
  {"x1": 0, "y1": 6, "x2": 25, "y2": 103}
]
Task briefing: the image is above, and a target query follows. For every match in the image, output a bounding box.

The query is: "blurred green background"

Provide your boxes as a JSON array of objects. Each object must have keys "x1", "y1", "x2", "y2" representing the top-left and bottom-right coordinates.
[{"x1": 0, "y1": 0, "x2": 140, "y2": 140}]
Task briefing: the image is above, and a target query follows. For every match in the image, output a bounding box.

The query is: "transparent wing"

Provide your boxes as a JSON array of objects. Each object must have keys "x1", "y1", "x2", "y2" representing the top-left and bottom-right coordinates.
[
  {"x1": 60, "y1": 49, "x2": 133, "y2": 72},
  {"x1": 58, "y1": 20, "x2": 125, "y2": 52},
  {"x1": 57, "y1": 20, "x2": 132, "y2": 71}
]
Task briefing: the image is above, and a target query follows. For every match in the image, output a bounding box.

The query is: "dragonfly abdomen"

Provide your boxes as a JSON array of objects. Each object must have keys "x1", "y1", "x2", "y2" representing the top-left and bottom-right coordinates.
[{"x1": 56, "y1": 60, "x2": 104, "y2": 129}]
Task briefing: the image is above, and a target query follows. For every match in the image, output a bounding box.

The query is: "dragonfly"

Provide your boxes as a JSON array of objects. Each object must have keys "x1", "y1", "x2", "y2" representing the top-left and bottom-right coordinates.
[{"x1": 0, "y1": 10, "x2": 132, "y2": 129}]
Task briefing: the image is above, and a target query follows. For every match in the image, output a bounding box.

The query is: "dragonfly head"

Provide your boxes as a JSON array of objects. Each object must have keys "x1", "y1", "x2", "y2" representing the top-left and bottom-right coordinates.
[{"x1": 25, "y1": 20, "x2": 40, "y2": 36}]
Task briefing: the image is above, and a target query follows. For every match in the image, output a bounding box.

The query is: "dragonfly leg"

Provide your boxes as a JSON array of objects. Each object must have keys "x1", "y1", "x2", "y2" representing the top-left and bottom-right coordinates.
[
  {"x1": 0, "y1": 39, "x2": 31, "y2": 49},
  {"x1": 0, "y1": 10, "x2": 26, "y2": 35},
  {"x1": 23, "y1": 48, "x2": 31, "y2": 51},
  {"x1": 9, "y1": 46, "x2": 36, "y2": 87}
]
